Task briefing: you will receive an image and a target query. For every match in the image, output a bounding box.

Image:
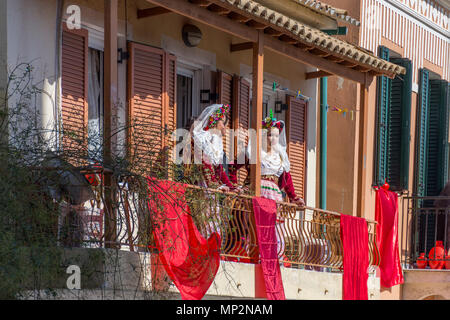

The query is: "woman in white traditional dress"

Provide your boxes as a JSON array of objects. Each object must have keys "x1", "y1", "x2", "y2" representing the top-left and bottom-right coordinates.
[
  {"x1": 186, "y1": 103, "x2": 239, "y2": 191},
  {"x1": 246, "y1": 111, "x2": 305, "y2": 255},
  {"x1": 245, "y1": 111, "x2": 305, "y2": 205},
  {"x1": 183, "y1": 104, "x2": 240, "y2": 238}
]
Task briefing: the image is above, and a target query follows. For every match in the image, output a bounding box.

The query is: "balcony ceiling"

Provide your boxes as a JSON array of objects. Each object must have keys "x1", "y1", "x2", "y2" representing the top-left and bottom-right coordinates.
[
  {"x1": 218, "y1": 0, "x2": 406, "y2": 77},
  {"x1": 144, "y1": 0, "x2": 407, "y2": 79}
]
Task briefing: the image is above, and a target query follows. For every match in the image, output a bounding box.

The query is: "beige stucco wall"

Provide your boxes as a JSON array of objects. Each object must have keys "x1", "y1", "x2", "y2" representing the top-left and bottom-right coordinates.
[
  {"x1": 157, "y1": 259, "x2": 381, "y2": 300},
  {"x1": 5, "y1": 0, "x2": 59, "y2": 148},
  {"x1": 311, "y1": 0, "x2": 361, "y2": 215},
  {"x1": 401, "y1": 270, "x2": 450, "y2": 300},
  {"x1": 21, "y1": 250, "x2": 381, "y2": 300}
]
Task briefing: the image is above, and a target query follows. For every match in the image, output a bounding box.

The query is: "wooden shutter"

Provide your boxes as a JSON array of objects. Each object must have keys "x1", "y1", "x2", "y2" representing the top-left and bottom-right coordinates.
[
  {"x1": 415, "y1": 68, "x2": 430, "y2": 198},
  {"x1": 127, "y1": 42, "x2": 176, "y2": 175},
  {"x1": 217, "y1": 71, "x2": 233, "y2": 160},
  {"x1": 387, "y1": 58, "x2": 413, "y2": 191},
  {"x1": 61, "y1": 27, "x2": 89, "y2": 165},
  {"x1": 375, "y1": 46, "x2": 391, "y2": 186},
  {"x1": 165, "y1": 54, "x2": 177, "y2": 167},
  {"x1": 287, "y1": 96, "x2": 307, "y2": 201},
  {"x1": 232, "y1": 76, "x2": 251, "y2": 184}
]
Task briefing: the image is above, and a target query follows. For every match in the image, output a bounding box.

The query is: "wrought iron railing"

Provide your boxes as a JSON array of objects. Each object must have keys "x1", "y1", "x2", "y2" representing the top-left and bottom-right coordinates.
[
  {"x1": 277, "y1": 204, "x2": 379, "y2": 270},
  {"x1": 59, "y1": 172, "x2": 380, "y2": 270},
  {"x1": 400, "y1": 196, "x2": 450, "y2": 269}
]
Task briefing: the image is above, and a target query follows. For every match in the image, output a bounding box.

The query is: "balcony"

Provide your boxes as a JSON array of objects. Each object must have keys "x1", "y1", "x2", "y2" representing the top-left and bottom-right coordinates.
[
  {"x1": 399, "y1": 196, "x2": 450, "y2": 300},
  {"x1": 62, "y1": 171, "x2": 380, "y2": 270},
  {"x1": 400, "y1": 196, "x2": 450, "y2": 269},
  {"x1": 54, "y1": 168, "x2": 382, "y2": 299}
]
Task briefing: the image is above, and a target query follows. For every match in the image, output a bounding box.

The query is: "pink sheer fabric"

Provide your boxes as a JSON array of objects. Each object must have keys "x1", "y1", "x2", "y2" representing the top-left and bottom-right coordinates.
[
  {"x1": 252, "y1": 197, "x2": 285, "y2": 300},
  {"x1": 375, "y1": 189, "x2": 404, "y2": 288},
  {"x1": 340, "y1": 214, "x2": 369, "y2": 300}
]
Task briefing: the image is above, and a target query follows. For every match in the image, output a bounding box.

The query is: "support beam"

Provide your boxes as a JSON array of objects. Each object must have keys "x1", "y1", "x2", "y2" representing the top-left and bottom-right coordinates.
[
  {"x1": 104, "y1": 0, "x2": 118, "y2": 248},
  {"x1": 246, "y1": 20, "x2": 267, "y2": 29},
  {"x1": 230, "y1": 42, "x2": 253, "y2": 52},
  {"x1": 352, "y1": 65, "x2": 371, "y2": 72},
  {"x1": 338, "y1": 60, "x2": 358, "y2": 68},
  {"x1": 137, "y1": 6, "x2": 171, "y2": 18},
  {"x1": 308, "y1": 48, "x2": 330, "y2": 57},
  {"x1": 189, "y1": 0, "x2": 211, "y2": 6},
  {"x1": 369, "y1": 71, "x2": 383, "y2": 77},
  {"x1": 250, "y1": 30, "x2": 264, "y2": 197},
  {"x1": 228, "y1": 11, "x2": 250, "y2": 22},
  {"x1": 278, "y1": 34, "x2": 298, "y2": 44},
  {"x1": 264, "y1": 27, "x2": 283, "y2": 37},
  {"x1": 207, "y1": 4, "x2": 230, "y2": 15},
  {"x1": 305, "y1": 70, "x2": 332, "y2": 80},
  {"x1": 355, "y1": 76, "x2": 369, "y2": 218},
  {"x1": 325, "y1": 55, "x2": 345, "y2": 63},
  {"x1": 294, "y1": 42, "x2": 314, "y2": 51}
]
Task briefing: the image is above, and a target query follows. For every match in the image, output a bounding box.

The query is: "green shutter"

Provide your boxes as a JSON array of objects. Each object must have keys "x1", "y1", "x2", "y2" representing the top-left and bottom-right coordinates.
[
  {"x1": 388, "y1": 58, "x2": 413, "y2": 190},
  {"x1": 415, "y1": 69, "x2": 430, "y2": 199},
  {"x1": 375, "y1": 46, "x2": 391, "y2": 186},
  {"x1": 416, "y1": 74, "x2": 449, "y2": 254},
  {"x1": 416, "y1": 69, "x2": 431, "y2": 253},
  {"x1": 421, "y1": 79, "x2": 449, "y2": 251},
  {"x1": 427, "y1": 80, "x2": 449, "y2": 195},
  {"x1": 437, "y1": 81, "x2": 449, "y2": 190}
]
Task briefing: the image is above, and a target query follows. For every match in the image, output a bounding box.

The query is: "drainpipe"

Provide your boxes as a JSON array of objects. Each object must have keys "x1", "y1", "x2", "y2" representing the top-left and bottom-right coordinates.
[{"x1": 320, "y1": 77, "x2": 327, "y2": 210}]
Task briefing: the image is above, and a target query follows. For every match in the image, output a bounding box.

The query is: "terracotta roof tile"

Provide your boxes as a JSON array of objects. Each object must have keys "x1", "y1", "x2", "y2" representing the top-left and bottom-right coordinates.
[
  {"x1": 221, "y1": 0, "x2": 406, "y2": 76},
  {"x1": 294, "y1": 0, "x2": 361, "y2": 26}
]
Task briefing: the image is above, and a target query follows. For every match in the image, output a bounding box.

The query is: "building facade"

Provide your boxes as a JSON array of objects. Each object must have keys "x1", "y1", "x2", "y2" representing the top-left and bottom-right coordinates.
[
  {"x1": 0, "y1": 0, "x2": 415, "y2": 299},
  {"x1": 324, "y1": 0, "x2": 449, "y2": 300}
]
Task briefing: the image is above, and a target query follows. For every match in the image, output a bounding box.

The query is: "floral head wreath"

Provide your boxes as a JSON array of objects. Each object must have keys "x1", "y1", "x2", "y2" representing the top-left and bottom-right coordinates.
[
  {"x1": 204, "y1": 104, "x2": 230, "y2": 131},
  {"x1": 262, "y1": 109, "x2": 284, "y2": 132}
]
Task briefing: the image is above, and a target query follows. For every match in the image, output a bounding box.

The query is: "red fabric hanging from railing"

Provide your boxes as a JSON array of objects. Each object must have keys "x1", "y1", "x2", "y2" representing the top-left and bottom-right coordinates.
[
  {"x1": 375, "y1": 189, "x2": 404, "y2": 288},
  {"x1": 147, "y1": 179, "x2": 221, "y2": 300},
  {"x1": 252, "y1": 197, "x2": 286, "y2": 300},
  {"x1": 340, "y1": 214, "x2": 369, "y2": 300}
]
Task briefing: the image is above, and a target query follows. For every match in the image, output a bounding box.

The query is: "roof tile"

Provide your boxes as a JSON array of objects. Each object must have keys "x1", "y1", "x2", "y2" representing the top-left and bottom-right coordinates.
[{"x1": 215, "y1": 0, "x2": 406, "y2": 76}]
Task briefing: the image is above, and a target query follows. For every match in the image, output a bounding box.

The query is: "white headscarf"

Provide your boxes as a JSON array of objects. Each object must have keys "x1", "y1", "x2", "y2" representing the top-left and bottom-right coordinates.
[
  {"x1": 188, "y1": 104, "x2": 226, "y2": 166},
  {"x1": 247, "y1": 120, "x2": 290, "y2": 174}
]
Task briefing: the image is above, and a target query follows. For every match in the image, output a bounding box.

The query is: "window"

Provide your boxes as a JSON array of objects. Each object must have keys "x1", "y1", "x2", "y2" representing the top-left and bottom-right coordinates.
[
  {"x1": 176, "y1": 74, "x2": 193, "y2": 130},
  {"x1": 416, "y1": 68, "x2": 449, "y2": 252},
  {"x1": 416, "y1": 69, "x2": 449, "y2": 198},
  {"x1": 374, "y1": 46, "x2": 413, "y2": 191},
  {"x1": 87, "y1": 48, "x2": 104, "y2": 162}
]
